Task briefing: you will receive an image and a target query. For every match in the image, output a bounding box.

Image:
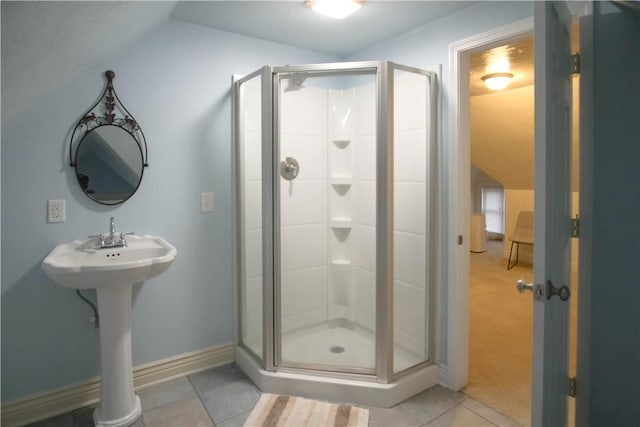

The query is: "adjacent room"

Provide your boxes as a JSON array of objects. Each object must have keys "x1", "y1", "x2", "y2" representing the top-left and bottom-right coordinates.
[
  {"x1": 465, "y1": 29, "x2": 581, "y2": 426},
  {"x1": 466, "y1": 35, "x2": 537, "y2": 426}
]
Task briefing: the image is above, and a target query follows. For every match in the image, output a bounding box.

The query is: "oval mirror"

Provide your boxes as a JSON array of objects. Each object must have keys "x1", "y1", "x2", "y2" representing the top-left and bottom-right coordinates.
[
  {"x1": 69, "y1": 70, "x2": 148, "y2": 205},
  {"x1": 74, "y1": 125, "x2": 144, "y2": 205}
]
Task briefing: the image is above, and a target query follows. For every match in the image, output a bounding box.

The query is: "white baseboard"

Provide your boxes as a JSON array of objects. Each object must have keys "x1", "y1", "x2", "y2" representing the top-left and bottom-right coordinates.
[{"x1": 1, "y1": 343, "x2": 235, "y2": 427}]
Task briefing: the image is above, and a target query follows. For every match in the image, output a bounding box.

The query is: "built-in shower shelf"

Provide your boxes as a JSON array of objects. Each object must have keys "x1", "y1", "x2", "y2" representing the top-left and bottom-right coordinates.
[
  {"x1": 330, "y1": 218, "x2": 353, "y2": 228},
  {"x1": 332, "y1": 139, "x2": 351, "y2": 149},
  {"x1": 331, "y1": 259, "x2": 351, "y2": 266},
  {"x1": 330, "y1": 176, "x2": 352, "y2": 186}
]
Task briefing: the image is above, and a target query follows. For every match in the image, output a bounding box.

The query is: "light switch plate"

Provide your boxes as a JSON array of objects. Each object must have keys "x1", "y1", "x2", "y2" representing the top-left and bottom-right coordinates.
[
  {"x1": 201, "y1": 192, "x2": 214, "y2": 213},
  {"x1": 48, "y1": 199, "x2": 65, "y2": 223}
]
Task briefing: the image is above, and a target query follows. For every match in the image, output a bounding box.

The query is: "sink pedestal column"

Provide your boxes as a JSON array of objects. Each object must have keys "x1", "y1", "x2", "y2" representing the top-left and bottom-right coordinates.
[{"x1": 93, "y1": 284, "x2": 141, "y2": 427}]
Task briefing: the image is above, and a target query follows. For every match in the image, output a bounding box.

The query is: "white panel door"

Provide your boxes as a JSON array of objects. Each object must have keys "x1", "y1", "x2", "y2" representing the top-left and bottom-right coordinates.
[{"x1": 531, "y1": 1, "x2": 573, "y2": 426}]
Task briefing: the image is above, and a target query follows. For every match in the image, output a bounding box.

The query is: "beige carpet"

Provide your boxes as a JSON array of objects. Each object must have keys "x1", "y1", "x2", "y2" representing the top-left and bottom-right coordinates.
[
  {"x1": 244, "y1": 394, "x2": 369, "y2": 427},
  {"x1": 465, "y1": 240, "x2": 578, "y2": 426}
]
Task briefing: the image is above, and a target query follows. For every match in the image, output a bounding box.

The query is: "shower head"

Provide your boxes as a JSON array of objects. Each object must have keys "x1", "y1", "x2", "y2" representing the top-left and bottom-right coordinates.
[{"x1": 284, "y1": 75, "x2": 307, "y2": 92}]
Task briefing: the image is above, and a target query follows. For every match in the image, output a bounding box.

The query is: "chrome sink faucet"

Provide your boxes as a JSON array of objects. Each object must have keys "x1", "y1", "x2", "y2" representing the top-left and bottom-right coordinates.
[{"x1": 91, "y1": 217, "x2": 133, "y2": 249}]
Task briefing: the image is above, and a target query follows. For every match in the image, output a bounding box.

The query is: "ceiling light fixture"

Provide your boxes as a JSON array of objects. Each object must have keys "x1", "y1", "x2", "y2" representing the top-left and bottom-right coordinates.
[
  {"x1": 305, "y1": 0, "x2": 365, "y2": 19},
  {"x1": 481, "y1": 72, "x2": 514, "y2": 91}
]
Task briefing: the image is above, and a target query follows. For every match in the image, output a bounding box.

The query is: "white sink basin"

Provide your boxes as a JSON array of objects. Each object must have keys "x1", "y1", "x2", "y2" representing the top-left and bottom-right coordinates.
[
  {"x1": 42, "y1": 234, "x2": 177, "y2": 427},
  {"x1": 42, "y1": 234, "x2": 177, "y2": 289}
]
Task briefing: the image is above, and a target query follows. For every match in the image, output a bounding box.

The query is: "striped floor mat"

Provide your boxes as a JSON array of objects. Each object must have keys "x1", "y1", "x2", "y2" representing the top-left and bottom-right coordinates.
[{"x1": 244, "y1": 393, "x2": 369, "y2": 427}]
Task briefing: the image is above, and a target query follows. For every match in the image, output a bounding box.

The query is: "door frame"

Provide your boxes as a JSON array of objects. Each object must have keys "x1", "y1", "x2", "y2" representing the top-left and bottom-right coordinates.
[
  {"x1": 445, "y1": 0, "x2": 587, "y2": 396},
  {"x1": 445, "y1": 16, "x2": 533, "y2": 391}
]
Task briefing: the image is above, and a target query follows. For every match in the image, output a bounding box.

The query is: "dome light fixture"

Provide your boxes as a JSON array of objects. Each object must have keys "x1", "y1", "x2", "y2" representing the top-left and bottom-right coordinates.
[
  {"x1": 305, "y1": 0, "x2": 365, "y2": 19},
  {"x1": 481, "y1": 72, "x2": 514, "y2": 91}
]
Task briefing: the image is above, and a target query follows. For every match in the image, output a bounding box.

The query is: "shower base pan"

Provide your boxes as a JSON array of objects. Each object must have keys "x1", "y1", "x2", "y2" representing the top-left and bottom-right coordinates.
[
  {"x1": 235, "y1": 346, "x2": 439, "y2": 408},
  {"x1": 280, "y1": 322, "x2": 421, "y2": 373}
]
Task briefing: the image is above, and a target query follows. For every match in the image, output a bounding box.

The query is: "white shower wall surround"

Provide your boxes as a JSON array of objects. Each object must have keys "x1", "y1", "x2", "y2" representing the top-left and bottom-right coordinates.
[
  {"x1": 280, "y1": 85, "x2": 330, "y2": 332},
  {"x1": 245, "y1": 74, "x2": 431, "y2": 367},
  {"x1": 278, "y1": 84, "x2": 370, "y2": 338}
]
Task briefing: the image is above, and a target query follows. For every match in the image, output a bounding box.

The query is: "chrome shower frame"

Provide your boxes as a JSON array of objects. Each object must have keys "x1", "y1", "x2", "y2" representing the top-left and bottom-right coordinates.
[{"x1": 232, "y1": 61, "x2": 440, "y2": 407}]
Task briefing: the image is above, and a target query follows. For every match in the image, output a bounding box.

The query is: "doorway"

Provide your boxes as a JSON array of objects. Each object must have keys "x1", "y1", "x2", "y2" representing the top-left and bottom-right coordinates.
[
  {"x1": 466, "y1": 34, "x2": 536, "y2": 426},
  {"x1": 450, "y1": 16, "x2": 581, "y2": 427}
]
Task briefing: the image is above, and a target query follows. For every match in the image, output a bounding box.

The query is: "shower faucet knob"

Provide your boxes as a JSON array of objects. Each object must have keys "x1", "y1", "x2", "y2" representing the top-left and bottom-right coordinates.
[{"x1": 280, "y1": 157, "x2": 300, "y2": 181}]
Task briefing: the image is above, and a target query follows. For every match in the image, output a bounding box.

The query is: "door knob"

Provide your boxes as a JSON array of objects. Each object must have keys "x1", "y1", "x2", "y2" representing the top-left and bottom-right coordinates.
[
  {"x1": 516, "y1": 279, "x2": 544, "y2": 301},
  {"x1": 516, "y1": 278, "x2": 534, "y2": 293},
  {"x1": 547, "y1": 280, "x2": 571, "y2": 301},
  {"x1": 516, "y1": 279, "x2": 570, "y2": 302}
]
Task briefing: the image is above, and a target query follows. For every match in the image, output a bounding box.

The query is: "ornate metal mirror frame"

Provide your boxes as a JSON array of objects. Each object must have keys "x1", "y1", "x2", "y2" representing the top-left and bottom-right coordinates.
[{"x1": 69, "y1": 70, "x2": 149, "y2": 205}]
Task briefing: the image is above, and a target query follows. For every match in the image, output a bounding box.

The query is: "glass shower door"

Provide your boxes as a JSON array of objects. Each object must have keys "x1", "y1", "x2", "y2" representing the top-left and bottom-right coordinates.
[{"x1": 275, "y1": 68, "x2": 378, "y2": 373}]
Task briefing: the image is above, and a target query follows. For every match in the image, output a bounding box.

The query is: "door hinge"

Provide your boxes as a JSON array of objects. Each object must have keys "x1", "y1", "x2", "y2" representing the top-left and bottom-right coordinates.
[
  {"x1": 571, "y1": 215, "x2": 580, "y2": 238},
  {"x1": 457, "y1": 235, "x2": 463, "y2": 245},
  {"x1": 572, "y1": 52, "x2": 581, "y2": 74},
  {"x1": 568, "y1": 376, "x2": 577, "y2": 397}
]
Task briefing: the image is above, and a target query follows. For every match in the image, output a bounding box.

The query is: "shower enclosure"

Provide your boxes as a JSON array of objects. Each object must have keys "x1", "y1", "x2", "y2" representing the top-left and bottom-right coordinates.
[{"x1": 233, "y1": 61, "x2": 439, "y2": 406}]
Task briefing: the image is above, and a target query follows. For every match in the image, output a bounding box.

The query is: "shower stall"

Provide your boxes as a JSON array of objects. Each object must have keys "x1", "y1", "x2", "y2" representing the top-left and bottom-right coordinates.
[{"x1": 232, "y1": 61, "x2": 439, "y2": 407}]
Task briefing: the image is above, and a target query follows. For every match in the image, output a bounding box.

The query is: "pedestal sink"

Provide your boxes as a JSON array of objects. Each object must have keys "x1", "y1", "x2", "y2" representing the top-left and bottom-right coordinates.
[{"x1": 42, "y1": 234, "x2": 177, "y2": 427}]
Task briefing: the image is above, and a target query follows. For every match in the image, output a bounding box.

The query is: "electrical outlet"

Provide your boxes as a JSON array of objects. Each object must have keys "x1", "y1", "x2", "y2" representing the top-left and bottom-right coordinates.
[
  {"x1": 201, "y1": 192, "x2": 214, "y2": 213},
  {"x1": 48, "y1": 199, "x2": 65, "y2": 223}
]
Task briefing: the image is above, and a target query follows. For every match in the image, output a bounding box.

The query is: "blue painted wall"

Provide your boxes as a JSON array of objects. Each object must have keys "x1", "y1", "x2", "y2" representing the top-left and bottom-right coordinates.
[{"x1": 1, "y1": 19, "x2": 336, "y2": 401}]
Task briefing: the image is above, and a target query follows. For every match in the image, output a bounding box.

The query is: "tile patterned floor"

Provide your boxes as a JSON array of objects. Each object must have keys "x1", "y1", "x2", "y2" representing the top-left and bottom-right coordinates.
[{"x1": 26, "y1": 363, "x2": 522, "y2": 427}]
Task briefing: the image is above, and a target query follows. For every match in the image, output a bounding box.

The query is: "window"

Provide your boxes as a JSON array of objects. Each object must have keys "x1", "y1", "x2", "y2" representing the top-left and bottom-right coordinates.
[{"x1": 481, "y1": 187, "x2": 504, "y2": 234}]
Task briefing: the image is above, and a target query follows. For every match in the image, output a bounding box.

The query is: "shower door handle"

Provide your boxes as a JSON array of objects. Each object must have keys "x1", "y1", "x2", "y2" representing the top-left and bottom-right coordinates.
[{"x1": 280, "y1": 157, "x2": 300, "y2": 181}]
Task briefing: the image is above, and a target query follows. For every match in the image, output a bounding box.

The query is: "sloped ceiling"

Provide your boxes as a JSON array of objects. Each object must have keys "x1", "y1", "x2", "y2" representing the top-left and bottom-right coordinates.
[
  {"x1": 470, "y1": 79, "x2": 580, "y2": 191},
  {"x1": 471, "y1": 85, "x2": 535, "y2": 190},
  {"x1": 1, "y1": 1, "x2": 177, "y2": 124},
  {"x1": 470, "y1": 26, "x2": 580, "y2": 192}
]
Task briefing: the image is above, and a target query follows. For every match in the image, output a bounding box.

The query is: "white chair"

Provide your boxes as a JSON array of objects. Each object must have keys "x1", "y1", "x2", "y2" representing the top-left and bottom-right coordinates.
[{"x1": 507, "y1": 211, "x2": 534, "y2": 269}]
